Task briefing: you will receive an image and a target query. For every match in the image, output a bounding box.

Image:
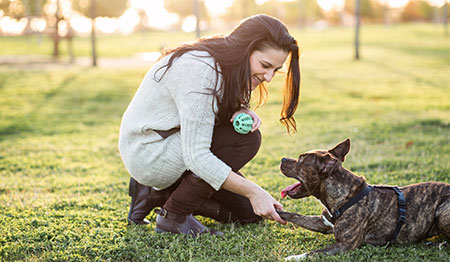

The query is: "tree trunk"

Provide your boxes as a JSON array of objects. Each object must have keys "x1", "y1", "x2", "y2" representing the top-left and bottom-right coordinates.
[
  {"x1": 444, "y1": 2, "x2": 448, "y2": 36},
  {"x1": 52, "y1": 0, "x2": 61, "y2": 59},
  {"x1": 354, "y1": 0, "x2": 360, "y2": 60},
  {"x1": 194, "y1": 0, "x2": 200, "y2": 38},
  {"x1": 298, "y1": 0, "x2": 306, "y2": 28},
  {"x1": 67, "y1": 23, "x2": 75, "y2": 63},
  {"x1": 242, "y1": 0, "x2": 248, "y2": 19},
  {"x1": 90, "y1": 0, "x2": 97, "y2": 67}
]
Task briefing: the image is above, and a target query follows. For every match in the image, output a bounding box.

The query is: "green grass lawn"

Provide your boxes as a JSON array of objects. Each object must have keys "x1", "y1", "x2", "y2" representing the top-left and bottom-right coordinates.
[{"x1": 0, "y1": 23, "x2": 449, "y2": 261}]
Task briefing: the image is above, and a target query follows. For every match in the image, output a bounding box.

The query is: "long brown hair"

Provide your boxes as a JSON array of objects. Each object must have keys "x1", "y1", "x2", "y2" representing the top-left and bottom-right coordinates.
[{"x1": 155, "y1": 14, "x2": 301, "y2": 133}]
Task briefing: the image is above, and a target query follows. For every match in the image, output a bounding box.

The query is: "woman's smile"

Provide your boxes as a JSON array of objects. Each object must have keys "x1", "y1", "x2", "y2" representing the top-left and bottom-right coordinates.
[
  {"x1": 252, "y1": 75, "x2": 263, "y2": 87},
  {"x1": 249, "y1": 47, "x2": 288, "y2": 90}
]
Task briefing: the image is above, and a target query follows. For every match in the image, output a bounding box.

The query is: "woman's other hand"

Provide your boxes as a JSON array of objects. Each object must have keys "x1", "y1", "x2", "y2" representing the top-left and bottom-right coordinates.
[{"x1": 230, "y1": 108, "x2": 261, "y2": 132}]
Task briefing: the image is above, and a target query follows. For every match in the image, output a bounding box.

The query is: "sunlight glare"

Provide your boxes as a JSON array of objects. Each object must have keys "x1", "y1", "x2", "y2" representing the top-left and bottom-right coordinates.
[
  {"x1": 118, "y1": 9, "x2": 140, "y2": 35},
  {"x1": 130, "y1": 0, "x2": 178, "y2": 30},
  {"x1": 381, "y1": 0, "x2": 410, "y2": 8},
  {"x1": 182, "y1": 15, "x2": 197, "y2": 33},
  {"x1": 0, "y1": 16, "x2": 27, "y2": 35},
  {"x1": 95, "y1": 17, "x2": 117, "y2": 34},
  {"x1": 255, "y1": 0, "x2": 270, "y2": 5},
  {"x1": 58, "y1": 20, "x2": 68, "y2": 36},
  {"x1": 70, "y1": 13, "x2": 91, "y2": 34},
  {"x1": 427, "y1": 0, "x2": 446, "y2": 7},
  {"x1": 30, "y1": 18, "x2": 47, "y2": 32},
  {"x1": 317, "y1": 0, "x2": 345, "y2": 12},
  {"x1": 204, "y1": 0, "x2": 233, "y2": 16}
]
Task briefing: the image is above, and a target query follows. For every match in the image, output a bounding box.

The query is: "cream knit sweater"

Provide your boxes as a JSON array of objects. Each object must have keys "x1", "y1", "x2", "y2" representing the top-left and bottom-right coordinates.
[{"x1": 118, "y1": 51, "x2": 231, "y2": 191}]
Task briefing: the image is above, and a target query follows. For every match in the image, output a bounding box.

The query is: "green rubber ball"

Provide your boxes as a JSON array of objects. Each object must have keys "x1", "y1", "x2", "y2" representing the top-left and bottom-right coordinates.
[{"x1": 233, "y1": 113, "x2": 253, "y2": 134}]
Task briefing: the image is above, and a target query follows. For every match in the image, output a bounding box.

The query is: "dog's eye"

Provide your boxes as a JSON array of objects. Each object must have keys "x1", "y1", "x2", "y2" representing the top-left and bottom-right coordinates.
[{"x1": 298, "y1": 156, "x2": 306, "y2": 163}]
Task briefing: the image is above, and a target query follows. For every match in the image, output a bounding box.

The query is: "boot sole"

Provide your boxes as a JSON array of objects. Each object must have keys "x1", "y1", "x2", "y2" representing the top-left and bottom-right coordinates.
[{"x1": 154, "y1": 227, "x2": 168, "y2": 234}]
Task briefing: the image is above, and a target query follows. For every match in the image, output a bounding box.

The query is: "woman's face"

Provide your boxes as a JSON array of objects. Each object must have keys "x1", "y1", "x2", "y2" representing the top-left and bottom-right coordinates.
[{"x1": 249, "y1": 47, "x2": 288, "y2": 91}]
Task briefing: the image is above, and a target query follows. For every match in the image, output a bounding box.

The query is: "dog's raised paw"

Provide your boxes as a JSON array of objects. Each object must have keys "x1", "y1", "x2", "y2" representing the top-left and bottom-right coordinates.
[{"x1": 285, "y1": 253, "x2": 308, "y2": 261}]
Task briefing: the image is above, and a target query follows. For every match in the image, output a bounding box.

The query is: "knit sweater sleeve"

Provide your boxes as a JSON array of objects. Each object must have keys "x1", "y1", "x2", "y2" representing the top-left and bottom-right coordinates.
[{"x1": 164, "y1": 52, "x2": 231, "y2": 190}]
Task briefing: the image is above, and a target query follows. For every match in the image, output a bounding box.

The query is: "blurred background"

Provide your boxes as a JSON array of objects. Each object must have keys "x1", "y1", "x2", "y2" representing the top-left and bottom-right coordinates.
[
  {"x1": 0, "y1": 0, "x2": 448, "y2": 66},
  {"x1": 0, "y1": 3, "x2": 448, "y2": 260}
]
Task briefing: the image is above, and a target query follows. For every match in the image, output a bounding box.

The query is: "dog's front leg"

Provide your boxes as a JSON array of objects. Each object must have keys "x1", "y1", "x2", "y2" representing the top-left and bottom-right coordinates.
[
  {"x1": 285, "y1": 216, "x2": 368, "y2": 260},
  {"x1": 276, "y1": 210, "x2": 333, "y2": 234}
]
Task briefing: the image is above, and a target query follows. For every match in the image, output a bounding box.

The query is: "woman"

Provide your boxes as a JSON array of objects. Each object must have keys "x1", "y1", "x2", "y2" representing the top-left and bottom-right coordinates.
[{"x1": 119, "y1": 14, "x2": 300, "y2": 237}]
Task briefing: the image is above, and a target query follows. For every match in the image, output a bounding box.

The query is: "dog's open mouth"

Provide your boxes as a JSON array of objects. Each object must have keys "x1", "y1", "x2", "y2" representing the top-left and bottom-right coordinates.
[{"x1": 281, "y1": 182, "x2": 302, "y2": 198}]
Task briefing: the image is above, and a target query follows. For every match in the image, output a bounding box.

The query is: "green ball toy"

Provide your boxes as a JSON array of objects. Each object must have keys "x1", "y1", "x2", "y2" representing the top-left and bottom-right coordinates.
[{"x1": 233, "y1": 113, "x2": 254, "y2": 134}]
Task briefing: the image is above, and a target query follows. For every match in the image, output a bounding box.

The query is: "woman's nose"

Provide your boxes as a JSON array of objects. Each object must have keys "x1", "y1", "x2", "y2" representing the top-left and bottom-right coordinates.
[{"x1": 264, "y1": 71, "x2": 274, "y2": 82}]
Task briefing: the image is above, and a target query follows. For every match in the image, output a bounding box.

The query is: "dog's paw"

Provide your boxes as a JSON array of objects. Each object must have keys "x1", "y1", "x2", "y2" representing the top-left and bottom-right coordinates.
[
  {"x1": 276, "y1": 209, "x2": 298, "y2": 220},
  {"x1": 285, "y1": 253, "x2": 308, "y2": 261}
]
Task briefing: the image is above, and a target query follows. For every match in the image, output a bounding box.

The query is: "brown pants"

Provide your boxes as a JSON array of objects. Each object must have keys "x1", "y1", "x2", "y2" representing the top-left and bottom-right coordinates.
[{"x1": 163, "y1": 122, "x2": 262, "y2": 223}]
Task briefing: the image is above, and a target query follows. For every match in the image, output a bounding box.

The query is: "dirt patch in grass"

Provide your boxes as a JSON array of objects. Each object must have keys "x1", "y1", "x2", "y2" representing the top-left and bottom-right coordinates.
[{"x1": 0, "y1": 54, "x2": 156, "y2": 70}]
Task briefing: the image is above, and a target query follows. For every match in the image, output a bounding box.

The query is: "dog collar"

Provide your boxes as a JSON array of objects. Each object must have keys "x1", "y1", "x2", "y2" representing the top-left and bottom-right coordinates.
[{"x1": 332, "y1": 185, "x2": 374, "y2": 221}]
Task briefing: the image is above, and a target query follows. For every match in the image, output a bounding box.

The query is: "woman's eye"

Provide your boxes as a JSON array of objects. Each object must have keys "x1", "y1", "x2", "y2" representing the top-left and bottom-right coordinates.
[{"x1": 261, "y1": 63, "x2": 269, "y2": 69}]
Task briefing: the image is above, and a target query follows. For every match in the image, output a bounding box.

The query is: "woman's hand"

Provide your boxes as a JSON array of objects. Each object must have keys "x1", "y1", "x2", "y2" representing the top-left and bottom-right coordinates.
[
  {"x1": 230, "y1": 108, "x2": 261, "y2": 132},
  {"x1": 247, "y1": 187, "x2": 287, "y2": 224},
  {"x1": 221, "y1": 171, "x2": 286, "y2": 224}
]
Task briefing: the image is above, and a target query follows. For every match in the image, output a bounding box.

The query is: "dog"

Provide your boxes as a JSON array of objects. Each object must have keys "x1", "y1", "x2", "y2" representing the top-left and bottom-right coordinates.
[{"x1": 277, "y1": 138, "x2": 449, "y2": 260}]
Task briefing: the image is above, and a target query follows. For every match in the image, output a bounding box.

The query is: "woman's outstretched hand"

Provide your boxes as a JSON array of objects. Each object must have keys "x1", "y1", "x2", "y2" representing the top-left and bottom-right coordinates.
[
  {"x1": 247, "y1": 187, "x2": 287, "y2": 224},
  {"x1": 222, "y1": 171, "x2": 286, "y2": 224},
  {"x1": 230, "y1": 108, "x2": 261, "y2": 132}
]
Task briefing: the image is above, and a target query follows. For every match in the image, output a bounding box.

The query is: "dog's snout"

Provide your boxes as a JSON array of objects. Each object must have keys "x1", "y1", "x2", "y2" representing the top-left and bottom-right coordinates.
[{"x1": 281, "y1": 158, "x2": 288, "y2": 163}]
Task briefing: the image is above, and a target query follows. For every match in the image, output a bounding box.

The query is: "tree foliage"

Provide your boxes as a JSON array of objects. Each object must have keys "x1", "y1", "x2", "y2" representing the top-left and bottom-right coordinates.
[
  {"x1": 401, "y1": 0, "x2": 434, "y2": 22},
  {"x1": 164, "y1": 0, "x2": 208, "y2": 19},
  {"x1": 0, "y1": 0, "x2": 24, "y2": 18},
  {"x1": 0, "y1": 0, "x2": 47, "y2": 18},
  {"x1": 24, "y1": 0, "x2": 45, "y2": 16},
  {"x1": 283, "y1": 0, "x2": 323, "y2": 26},
  {"x1": 345, "y1": 0, "x2": 384, "y2": 22},
  {"x1": 72, "y1": 0, "x2": 128, "y2": 18},
  {"x1": 220, "y1": 0, "x2": 259, "y2": 24}
]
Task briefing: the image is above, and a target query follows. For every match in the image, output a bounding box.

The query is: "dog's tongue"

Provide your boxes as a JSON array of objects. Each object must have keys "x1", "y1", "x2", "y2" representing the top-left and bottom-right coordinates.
[{"x1": 281, "y1": 182, "x2": 302, "y2": 198}]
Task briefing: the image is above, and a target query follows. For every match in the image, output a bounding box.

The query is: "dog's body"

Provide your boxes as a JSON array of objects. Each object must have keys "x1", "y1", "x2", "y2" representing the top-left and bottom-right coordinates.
[{"x1": 278, "y1": 139, "x2": 450, "y2": 259}]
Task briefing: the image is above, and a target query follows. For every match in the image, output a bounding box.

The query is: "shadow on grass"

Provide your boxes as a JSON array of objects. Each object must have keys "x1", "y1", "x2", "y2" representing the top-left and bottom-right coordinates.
[{"x1": 0, "y1": 72, "x2": 80, "y2": 138}]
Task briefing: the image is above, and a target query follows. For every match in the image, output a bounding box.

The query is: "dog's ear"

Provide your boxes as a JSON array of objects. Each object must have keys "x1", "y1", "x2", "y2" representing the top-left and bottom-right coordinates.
[{"x1": 328, "y1": 138, "x2": 350, "y2": 162}]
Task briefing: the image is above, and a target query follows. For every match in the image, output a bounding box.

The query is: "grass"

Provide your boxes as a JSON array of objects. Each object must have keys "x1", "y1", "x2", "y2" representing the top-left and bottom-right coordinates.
[{"x1": 0, "y1": 23, "x2": 449, "y2": 261}]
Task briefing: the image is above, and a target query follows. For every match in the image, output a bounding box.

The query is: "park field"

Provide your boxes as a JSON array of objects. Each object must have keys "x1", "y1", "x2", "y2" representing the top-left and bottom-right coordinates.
[{"x1": 0, "y1": 23, "x2": 449, "y2": 261}]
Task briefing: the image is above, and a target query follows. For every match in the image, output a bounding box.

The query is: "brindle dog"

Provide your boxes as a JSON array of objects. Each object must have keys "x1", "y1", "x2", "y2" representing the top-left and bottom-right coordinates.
[{"x1": 278, "y1": 139, "x2": 449, "y2": 260}]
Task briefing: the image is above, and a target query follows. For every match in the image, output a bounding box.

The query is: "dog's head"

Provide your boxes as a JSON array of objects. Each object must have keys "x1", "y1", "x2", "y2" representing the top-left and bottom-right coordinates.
[{"x1": 280, "y1": 138, "x2": 351, "y2": 199}]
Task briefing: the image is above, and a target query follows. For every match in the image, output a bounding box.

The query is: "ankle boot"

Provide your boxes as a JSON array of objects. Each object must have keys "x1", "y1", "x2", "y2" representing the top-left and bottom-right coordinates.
[
  {"x1": 154, "y1": 208, "x2": 224, "y2": 237},
  {"x1": 156, "y1": 172, "x2": 223, "y2": 236},
  {"x1": 193, "y1": 199, "x2": 239, "y2": 223},
  {"x1": 127, "y1": 177, "x2": 172, "y2": 225}
]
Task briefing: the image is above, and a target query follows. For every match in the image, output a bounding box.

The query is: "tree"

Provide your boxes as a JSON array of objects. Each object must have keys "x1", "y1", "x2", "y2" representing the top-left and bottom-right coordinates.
[
  {"x1": 45, "y1": 0, "x2": 64, "y2": 58},
  {"x1": 0, "y1": 0, "x2": 46, "y2": 33},
  {"x1": 401, "y1": 0, "x2": 434, "y2": 22},
  {"x1": 24, "y1": 0, "x2": 45, "y2": 16},
  {"x1": 220, "y1": 0, "x2": 259, "y2": 26},
  {"x1": 72, "y1": 0, "x2": 128, "y2": 66},
  {"x1": 165, "y1": 0, "x2": 208, "y2": 36},
  {"x1": 0, "y1": 0, "x2": 25, "y2": 18},
  {"x1": 284, "y1": 0, "x2": 323, "y2": 27},
  {"x1": 444, "y1": 1, "x2": 448, "y2": 35},
  {"x1": 345, "y1": 0, "x2": 384, "y2": 23},
  {"x1": 355, "y1": 0, "x2": 360, "y2": 60}
]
